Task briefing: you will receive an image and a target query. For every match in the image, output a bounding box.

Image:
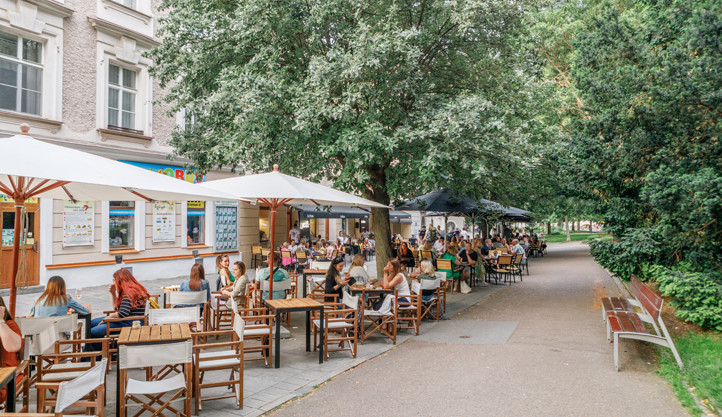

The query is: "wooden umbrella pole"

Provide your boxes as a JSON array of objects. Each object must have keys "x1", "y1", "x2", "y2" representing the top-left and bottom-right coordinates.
[
  {"x1": 268, "y1": 204, "x2": 277, "y2": 300},
  {"x1": 9, "y1": 203, "x2": 23, "y2": 316}
]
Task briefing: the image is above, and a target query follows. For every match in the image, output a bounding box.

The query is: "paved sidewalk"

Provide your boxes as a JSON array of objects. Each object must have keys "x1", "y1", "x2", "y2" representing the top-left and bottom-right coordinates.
[
  {"x1": 11, "y1": 259, "x2": 508, "y2": 416},
  {"x1": 269, "y1": 243, "x2": 689, "y2": 417}
]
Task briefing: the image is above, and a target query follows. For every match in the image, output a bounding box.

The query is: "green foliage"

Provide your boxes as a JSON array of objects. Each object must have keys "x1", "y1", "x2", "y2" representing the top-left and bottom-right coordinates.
[
  {"x1": 651, "y1": 266, "x2": 722, "y2": 332},
  {"x1": 658, "y1": 332, "x2": 722, "y2": 415},
  {"x1": 544, "y1": 232, "x2": 604, "y2": 243},
  {"x1": 588, "y1": 228, "x2": 664, "y2": 278}
]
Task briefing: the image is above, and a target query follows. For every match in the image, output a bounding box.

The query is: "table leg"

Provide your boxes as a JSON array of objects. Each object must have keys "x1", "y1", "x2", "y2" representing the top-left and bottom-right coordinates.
[
  {"x1": 305, "y1": 308, "x2": 311, "y2": 352},
  {"x1": 302, "y1": 272, "x2": 307, "y2": 298},
  {"x1": 116, "y1": 365, "x2": 121, "y2": 416},
  {"x1": 6, "y1": 369, "x2": 15, "y2": 412},
  {"x1": 318, "y1": 307, "x2": 324, "y2": 364},
  {"x1": 274, "y1": 310, "x2": 281, "y2": 368}
]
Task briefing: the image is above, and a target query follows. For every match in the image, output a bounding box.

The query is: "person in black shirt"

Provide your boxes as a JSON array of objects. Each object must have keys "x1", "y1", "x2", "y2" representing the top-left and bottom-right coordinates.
[
  {"x1": 481, "y1": 239, "x2": 491, "y2": 257},
  {"x1": 324, "y1": 257, "x2": 349, "y2": 304},
  {"x1": 458, "y1": 242, "x2": 479, "y2": 289}
]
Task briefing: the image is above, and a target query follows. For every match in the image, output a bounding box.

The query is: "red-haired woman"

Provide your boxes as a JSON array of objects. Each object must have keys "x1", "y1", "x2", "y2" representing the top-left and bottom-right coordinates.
[{"x1": 86, "y1": 268, "x2": 149, "y2": 351}]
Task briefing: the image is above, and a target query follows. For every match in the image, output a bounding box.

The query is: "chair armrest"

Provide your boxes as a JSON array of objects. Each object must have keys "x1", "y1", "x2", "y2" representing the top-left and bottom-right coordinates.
[{"x1": 103, "y1": 315, "x2": 147, "y2": 323}]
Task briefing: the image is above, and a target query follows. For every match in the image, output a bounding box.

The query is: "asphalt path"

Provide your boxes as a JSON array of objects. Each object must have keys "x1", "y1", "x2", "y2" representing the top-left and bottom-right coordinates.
[{"x1": 270, "y1": 243, "x2": 688, "y2": 416}]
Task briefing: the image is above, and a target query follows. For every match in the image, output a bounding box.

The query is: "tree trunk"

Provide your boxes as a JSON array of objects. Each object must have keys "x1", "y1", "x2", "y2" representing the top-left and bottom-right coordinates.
[
  {"x1": 571, "y1": 220, "x2": 575, "y2": 232},
  {"x1": 546, "y1": 222, "x2": 551, "y2": 235},
  {"x1": 565, "y1": 216, "x2": 571, "y2": 242},
  {"x1": 576, "y1": 220, "x2": 580, "y2": 232},
  {"x1": 364, "y1": 165, "x2": 392, "y2": 278},
  {"x1": 480, "y1": 217, "x2": 489, "y2": 240},
  {"x1": 589, "y1": 220, "x2": 593, "y2": 233}
]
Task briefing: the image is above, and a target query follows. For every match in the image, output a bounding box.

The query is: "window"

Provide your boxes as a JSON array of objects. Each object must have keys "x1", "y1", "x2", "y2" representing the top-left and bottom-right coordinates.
[
  {"x1": 0, "y1": 30, "x2": 42, "y2": 116},
  {"x1": 109, "y1": 201, "x2": 134, "y2": 249},
  {"x1": 108, "y1": 64, "x2": 137, "y2": 131},
  {"x1": 186, "y1": 201, "x2": 205, "y2": 245},
  {"x1": 115, "y1": 0, "x2": 137, "y2": 9}
]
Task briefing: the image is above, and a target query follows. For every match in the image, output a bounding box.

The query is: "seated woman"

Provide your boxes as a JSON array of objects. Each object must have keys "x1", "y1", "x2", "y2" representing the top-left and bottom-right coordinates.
[
  {"x1": 324, "y1": 257, "x2": 348, "y2": 304},
  {"x1": 397, "y1": 242, "x2": 415, "y2": 269},
  {"x1": 179, "y1": 263, "x2": 211, "y2": 307},
  {"x1": 86, "y1": 268, "x2": 148, "y2": 352},
  {"x1": 0, "y1": 297, "x2": 23, "y2": 404},
  {"x1": 216, "y1": 254, "x2": 232, "y2": 290},
  {"x1": 347, "y1": 254, "x2": 370, "y2": 285},
  {"x1": 380, "y1": 258, "x2": 410, "y2": 304},
  {"x1": 414, "y1": 260, "x2": 440, "y2": 302},
  {"x1": 30, "y1": 275, "x2": 89, "y2": 317},
  {"x1": 420, "y1": 240, "x2": 438, "y2": 259},
  {"x1": 258, "y1": 252, "x2": 291, "y2": 300},
  {"x1": 222, "y1": 261, "x2": 251, "y2": 309},
  {"x1": 439, "y1": 246, "x2": 462, "y2": 291},
  {"x1": 362, "y1": 238, "x2": 373, "y2": 260}
]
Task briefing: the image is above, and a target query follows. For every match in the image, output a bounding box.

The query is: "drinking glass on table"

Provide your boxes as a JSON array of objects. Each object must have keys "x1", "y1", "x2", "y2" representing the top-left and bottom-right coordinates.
[{"x1": 75, "y1": 287, "x2": 82, "y2": 300}]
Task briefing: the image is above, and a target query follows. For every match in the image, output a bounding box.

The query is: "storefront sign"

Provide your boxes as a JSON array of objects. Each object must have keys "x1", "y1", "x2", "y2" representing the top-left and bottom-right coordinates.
[
  {"x1": 0, "y1": 195, "x2": 39, "y2": 204},
  {"x1": 120, "y1": 161, "x2": 205, "y2": 184},
  {"x1": 187, "y1": 201, "x2": 205, "y2": 209},
  {"x1": 62, "y1": 201, "x2": 95, "y2": 247},
  {"x1": 152, "y1": 201, "x2": 176, "y2": 242},
  {"x1": 215, "y1": 202, "x2": 238, "y2": 252}
]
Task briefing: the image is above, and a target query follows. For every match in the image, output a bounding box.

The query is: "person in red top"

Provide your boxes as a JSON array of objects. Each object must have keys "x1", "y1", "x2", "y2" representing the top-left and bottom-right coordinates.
[{"x1": 0, "y1": 296, "x2": 23, "y2": 404}]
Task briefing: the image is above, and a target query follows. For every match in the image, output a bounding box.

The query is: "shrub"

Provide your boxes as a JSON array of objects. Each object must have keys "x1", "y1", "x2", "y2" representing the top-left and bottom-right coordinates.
[
  {"x1": 651, "y1": 266, "x2": 722, "y2": 332},
  {"x1": 588, "y1": 228, "x2": 664, "y2": 279}
]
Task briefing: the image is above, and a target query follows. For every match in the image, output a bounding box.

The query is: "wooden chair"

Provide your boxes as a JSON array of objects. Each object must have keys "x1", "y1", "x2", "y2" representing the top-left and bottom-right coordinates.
[
  {"x1": 166, "y1": 290, "x2": 209, "y2": 331},
  {"x1": 509, "y1": 253, "x2": 524, "y2": 281},
  {"x1": 314, "y1": 292, "x2": 358, "y2": 360},
  {"x1": 434, "y1": 272, "x2": 448, "y2": 314},
  {"x1": 310, "y1": 293, "x2": 338, "y2": 351},
  {"x1": 104, "y1": 315, "x2": 147, "y2": 365},
  {"x1": 260, "y1": 248, "x2": 271, "y2": 267},
  {"x1": 295, "y1": 250, "x2": 308, "y2": 272},
  {"x1": 36, "y1": 358, "x2": 107, "y2": 417},
  {"x1": 418, "y1": 278, "x2": 442, "y2": 321},
  {"x1": 397, "y1": 287, "x2": 421, "y2": 336},
  {"x1": 208, "y1": 291, "x2": 233, "y2": 332},
  {"x1": 118, "y1": 341, "x2": 192, "y2": 417},
  {"x1": 251, "y1": 245, "x2": 263, "y2": 268},
  {"x1": 436, "y1": 258, "x2": 460, "y2": 291},
  {"x1": 493, "y1": 255, "x2": 515, "y2": 283},
  {"x1": 235, "y1": 306, "x2": 274, "y2": 367},
  {"x1": 421, "y1": 250, "x2": 433, "y2": 260},
  {"x1": 362, "y1": 290, "x2": 398, "y2": 344},
  {"x1": 191, "y1": 314, "x2": 244, "y2": 413}
]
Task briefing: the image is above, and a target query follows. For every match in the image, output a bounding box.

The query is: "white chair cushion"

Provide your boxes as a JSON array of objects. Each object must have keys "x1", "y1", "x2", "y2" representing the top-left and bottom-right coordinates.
[
  {"x1": 198, "y1": 357, "x2": 241, "y2": 369},
  {"x1": 244, "y1": 327, "x2": 270, "y2": 337},
  {"x1": 41, "y1": 363, "x2": 90, "y2": 382},
  {"x1": 312, "y1": 320, "x2": 353, "y2": 329},
  {"x1": 127, "y1": 373, "x2": 186, "y2": 395}
]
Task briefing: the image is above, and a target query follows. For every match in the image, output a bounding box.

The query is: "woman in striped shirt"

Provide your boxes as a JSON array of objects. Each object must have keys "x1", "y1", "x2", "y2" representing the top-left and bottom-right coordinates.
[{"x1": 85, "y1": 268, "x2": 149, "y2": 352}]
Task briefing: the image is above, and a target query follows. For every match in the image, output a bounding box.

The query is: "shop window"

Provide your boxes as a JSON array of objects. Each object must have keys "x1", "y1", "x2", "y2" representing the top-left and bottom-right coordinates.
[
  {"x1": 186, "y1": 201, "x2": 205, "y2": 245},
  {"x1": 107, "y1": 64, "x2": 139, "y2": 133},
  {"x1": 109, "y1": 201, "x2": 134, "y2": 249},
  {"x1": 0, "y1": 30, "x2": 43, "y2": 116}
]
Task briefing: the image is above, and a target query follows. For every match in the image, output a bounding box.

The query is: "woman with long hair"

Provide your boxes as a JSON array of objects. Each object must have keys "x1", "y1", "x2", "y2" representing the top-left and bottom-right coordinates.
[
  {"x1": 30, "y1": 276, "x2": 89, "y2": 317},
  {"x1": 216, "y1": 254, "x2": 232, "y2": 289},
  {"x1": 180, "y1": 263, "x2": 211, "y2": 303},
  {"x1": 0, "y1": 296, "x2": 23, "y2": 403},
  {"x1": 222, "y1": 261, "x2": 250, "y2": 309},
  {"x1": 324, "y1": 257, "x2": 348, "y2": 303},
  {"x1": 397, "y1": 241, "x2": 415, "y2": 269},
  {"x1": 380, "y1": 258, "x2": 410, "y2": 303},
  {"x1": 348, "y1": 254, "x2": 369, "y2": 285},
  {"x1": 86, "y1": 268, "x2": 149, "y2": 351}
]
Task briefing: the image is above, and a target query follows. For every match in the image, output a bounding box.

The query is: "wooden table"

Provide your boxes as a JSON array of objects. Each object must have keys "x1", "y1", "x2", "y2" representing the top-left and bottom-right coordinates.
[
  {"x1": 302, "y1": 269, "x2": 327, "y2": 297},
  {"x1": 0, "y1": 367, "x2": 16, "y2": 412},
  {"x1": 116, "y1": 324, "x2": 192, "y2": 415},
  {"x1": 264, "y1": 298, "x2": 324, "y2": 368},
  {"x1": 348, "y1": 285, "x2": 392, "y2": 342}
]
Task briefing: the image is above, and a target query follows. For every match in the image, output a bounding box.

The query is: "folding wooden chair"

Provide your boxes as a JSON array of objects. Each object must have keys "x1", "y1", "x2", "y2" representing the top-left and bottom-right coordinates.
[
  {"x1": 191, "y1": 314, "x2": 244, "y2": 413},
  {"x1": 509, "y1": 253, "x2": 524, "y2": 281},
  {"x1": 314, "y1": 292, "x2": 358, "y2": 360},
  {"x1": 310, "y1": 293, "x2": 338, "y2": 351},
  {"x1": 235, "y1": 306, "x2": 274, "y2": 367},
  {"x1": 418, "y1": 278, "x2": 442, "y2": 321},
  {"x1": 362, "y1": 290, "x2": 398, "y2": 344},
  {"x1": 397, "y1": 286, "x2": 421, "y2": 336},
  {"x1": 295, "y1": 250, "x2": 308, "y2": 272},
  {"x1": 166, "y1": 290, "x2": 208, "y2": 330},
  {"x1": 251, "y1": 245, "x2": 263, "y2": 268},
  {"x1": 119, "y1": 341, "x2": 192, "y2": 417},
  {"x1": 493, "y1": 255, "x2": 515, "y2": 283},
  {"x1": 36, "y1": 358, "x2": 107, "y2": 417},
  {"x1": 434, "y1": 272, "x2": 448, "y2": 314},
  {"x1": 260, "y1": 248, "x2": 271, "y2": 267},
  {"x1": 436, "y1": 258, "x2": 459, "y2": 292},
  {"x1": 208, "y1": 291, "x2": 233, "y2": 332}
]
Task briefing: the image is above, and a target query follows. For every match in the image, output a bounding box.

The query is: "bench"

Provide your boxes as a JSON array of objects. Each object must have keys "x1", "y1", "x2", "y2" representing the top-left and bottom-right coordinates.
[{"x1": 603, "y1": 274, "x2": 683, "y2": 371}]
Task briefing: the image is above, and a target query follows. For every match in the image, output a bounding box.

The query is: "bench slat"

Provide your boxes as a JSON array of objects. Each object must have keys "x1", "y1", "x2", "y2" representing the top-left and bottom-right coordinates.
[{"x1": 627, "y1": 312, "x2": 649, "y2": 334}]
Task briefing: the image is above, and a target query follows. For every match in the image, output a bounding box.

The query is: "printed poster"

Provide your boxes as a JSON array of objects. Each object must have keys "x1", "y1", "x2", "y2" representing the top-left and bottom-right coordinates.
[
  {"x1": 62, "y1": 201, "x2": 94, "y2": 247},
  {"x1": 215, "y1": 202, "x2": 238, "y2": 252},
  {"x1": 153, "y1": 201, "x2": 176, "y2": 242}
]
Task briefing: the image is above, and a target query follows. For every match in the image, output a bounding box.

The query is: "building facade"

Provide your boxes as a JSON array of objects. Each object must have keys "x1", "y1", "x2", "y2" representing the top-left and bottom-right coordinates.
[{"x1": 0, "y1": 0, "x2": 293, "y2": 289}]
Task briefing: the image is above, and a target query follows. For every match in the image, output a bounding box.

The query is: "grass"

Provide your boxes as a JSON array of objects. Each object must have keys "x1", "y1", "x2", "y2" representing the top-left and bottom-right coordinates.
[
  {"x1": 658, "y1": 332, "x2": 722, "y2": 416},
  {"x1": 544, "y1": 232, "x2": 607, "y2": 243}
]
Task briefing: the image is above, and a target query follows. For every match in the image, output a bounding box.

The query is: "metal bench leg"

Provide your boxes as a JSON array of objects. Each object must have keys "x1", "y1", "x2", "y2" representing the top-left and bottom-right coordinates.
[{"x1": 613, "y1": 332, "x2": 620, "y2": 371}]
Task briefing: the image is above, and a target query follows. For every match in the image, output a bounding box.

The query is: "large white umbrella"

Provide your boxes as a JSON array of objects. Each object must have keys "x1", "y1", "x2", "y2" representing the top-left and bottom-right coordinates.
[
  {"x1": 0, "y1": 125, "x2": 238, "y2": 313},
  {"x1": 199, "y1": 164, "x2": 388, "y2": 298}
]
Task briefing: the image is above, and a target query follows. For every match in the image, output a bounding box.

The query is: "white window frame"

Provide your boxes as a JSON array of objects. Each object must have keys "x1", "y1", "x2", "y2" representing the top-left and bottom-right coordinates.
[
  {"x1": 107, "y1": 63, "x2": 138, "y2": 131},
  {"x1": 102, "y1": 200, "x2": 145, "y2": 253},
  {"x1": 0, "y1": 30, "x2": 44, "y2": 116}
]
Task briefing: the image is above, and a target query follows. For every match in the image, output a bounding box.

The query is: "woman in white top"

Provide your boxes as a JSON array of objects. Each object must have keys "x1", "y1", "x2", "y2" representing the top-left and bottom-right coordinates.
[
  {"x1": 347, "y1": 254, "x2": 370, "y2": 285},
  {"x1": 381, "y1": 258, "x2": 410, "y2": 303}
]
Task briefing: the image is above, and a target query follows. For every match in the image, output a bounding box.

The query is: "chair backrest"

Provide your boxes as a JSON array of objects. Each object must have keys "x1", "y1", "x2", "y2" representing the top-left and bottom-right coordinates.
[
  {"x1": 260, "y1": 277, "x2": 293, "y2": 292},
  {"x1": 514, "y1": 253, "x2": 523, "y2": 263},
  {"x1": 630, "y1": 274, "x2": 663, "y2": 320},
  {"x1": 167, "y1": 290, "x2": 208, "y2": 307},
  {"x1": 296, "y1": 250, "x2": 307, "y2": 261},
  {"x1": 119, "y1": 340, "x2": 192, "y2": 370},
  {"x1": 149, "y1": 307, "x2": 200, "y2": 326},
  {"x1": 28, "y1": 322, "x2": 59, "y2": 356},
  {"x1": 230, "y1": 297, "x2": 239, "y2": 315},
  {"x1": 421, "y1": 250, "x2": 433, "y2": 259},
  {"x1": 261, "y1": 248, "x2": 271, "y2": 257},
  {"x1": 497, "y1": 255, "x2": 513, "y2": 266},
  {"x1": 331, "y1": 249, "x2": 338, "y2": 258},
  {"x1": 281, "y1": 249, "x2": 292, "y2": 259},
  {"x1": 55, "y1": 358, "x2": 108, "y2": 413},
  {"x1": 434, "y1": 271, "x2": 447, "y2": 282},
  {"x1": 233, "y1": 314, "x2": 245, "y2": 341},
  {"x1": 252, "y1": 246, "x2": 262, "y2": 255},
  {"x1": 420, "y1": 278, "x2": 441, "y2": 290},
  {"x1": 436, "y1": 258, "x2": 453, "y2": 271},
  {"x1": 17, "y1": 314, "x2": 77, "y2": 337},
  {"x1": 342, "y1": 291, "x2": 359, "y2": 310},
  {"x1": 411, "y1": 281, "x2": 421, "y2": 295},
  {"x1": 312, "y1": 261, "x2": 331, "y2": 270}
]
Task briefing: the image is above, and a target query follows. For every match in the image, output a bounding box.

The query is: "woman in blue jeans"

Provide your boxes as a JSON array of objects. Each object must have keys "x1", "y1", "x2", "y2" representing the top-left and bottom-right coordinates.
[{"x1": 85, "y1": 268, "x2": 149, "y2": 352}]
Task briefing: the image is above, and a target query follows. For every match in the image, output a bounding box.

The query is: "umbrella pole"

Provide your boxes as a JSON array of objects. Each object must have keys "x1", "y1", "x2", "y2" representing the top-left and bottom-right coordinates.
[
  {"x1": 268, "y1": 205, "x2": 277, "y2": 300},
  {"x1": 9, "y1": 203, "x2": 23, "y2": 316}
]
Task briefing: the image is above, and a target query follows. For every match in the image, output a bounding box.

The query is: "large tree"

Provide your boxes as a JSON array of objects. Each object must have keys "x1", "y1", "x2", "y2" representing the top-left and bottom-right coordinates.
[{"x1": 151, "y1": 0, "x2": 552, "y2": 275}]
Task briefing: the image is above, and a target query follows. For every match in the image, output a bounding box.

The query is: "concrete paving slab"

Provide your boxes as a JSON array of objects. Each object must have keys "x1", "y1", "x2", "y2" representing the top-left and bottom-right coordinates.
[{"x1": 416, "y1": 320, "x2": 518, "y2": 345}]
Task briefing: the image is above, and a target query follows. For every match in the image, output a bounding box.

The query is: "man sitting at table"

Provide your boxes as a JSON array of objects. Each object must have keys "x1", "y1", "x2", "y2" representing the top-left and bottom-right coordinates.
[
  {"x1": 512, "y1": 239, "x2": 526, "y2": 258},
  {"x1": 458, "y1": 242, "x2": 481, "y2": 290},
  {"x1": 258, "y1": 252, "x2": 291, "y2": 300},
  {"x1": 433, "y1": 236, "x2": 445, "y2": 254},
  {"x1": 481, "y1": 239, "x2": 492, "y2": 257}
]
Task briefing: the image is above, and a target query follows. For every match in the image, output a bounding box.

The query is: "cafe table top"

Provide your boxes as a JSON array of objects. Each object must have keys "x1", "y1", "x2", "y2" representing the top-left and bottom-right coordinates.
[
  {"x1": 0, "y1": 367, "x2": 15, "y2": 388},
  {"x1": 264, "y1": 297, "x2": 323, "y2": 312},
  {"x1": 303, "y1": 269, "x2": 327, "y2": 275},
  {"x1": 349, "y1": 285, "x2": 392, "y2": 293},
  {"x1": 117, "y1": 323, "x2": 191, "y2": 345}
]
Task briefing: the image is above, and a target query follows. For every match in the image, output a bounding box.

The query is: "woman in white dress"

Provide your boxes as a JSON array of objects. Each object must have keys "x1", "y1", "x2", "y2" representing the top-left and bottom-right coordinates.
[{"x1": 380, "y1": 258, "x2": 410, "y2": 303}]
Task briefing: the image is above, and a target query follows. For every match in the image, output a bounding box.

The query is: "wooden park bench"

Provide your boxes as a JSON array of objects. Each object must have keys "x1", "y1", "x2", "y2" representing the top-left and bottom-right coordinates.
[{"x1": 602, "y1": 275, "x2": 683, "y2": 371}]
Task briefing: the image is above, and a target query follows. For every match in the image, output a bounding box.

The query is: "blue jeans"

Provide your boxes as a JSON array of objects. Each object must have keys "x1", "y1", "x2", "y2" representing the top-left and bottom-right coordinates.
[{"x1": 84, "y1": 316, "x2": 131, "y2": 352}]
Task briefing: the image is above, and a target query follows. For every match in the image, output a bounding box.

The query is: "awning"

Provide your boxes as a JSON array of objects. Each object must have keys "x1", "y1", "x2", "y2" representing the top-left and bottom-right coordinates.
[
  {"x1": 390, "y1": 210, "x2": 411, "y2": 223},
  {"x1": 290, "y1": 204, "x2": 370, "y2": 219}
]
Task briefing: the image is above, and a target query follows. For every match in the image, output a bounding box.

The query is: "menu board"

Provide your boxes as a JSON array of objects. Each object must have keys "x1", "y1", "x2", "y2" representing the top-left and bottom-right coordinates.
[
  {"x1": 215, "y1": 202, "x2": 238, "y2": 252},
  {"x1": 152, "y1": 201, "x2": 176, "y2": 242},
  {"x1": 62, "y1": 201, "x2": 94, "y2": 247}
]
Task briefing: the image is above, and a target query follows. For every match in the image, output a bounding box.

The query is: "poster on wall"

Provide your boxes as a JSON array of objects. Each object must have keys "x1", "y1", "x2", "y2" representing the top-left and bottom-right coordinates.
[
  {"x1": 62, "y1": 201, "x2": 94, "y2": 247},
  {"x1": 153, "y1": 201, "x2": 176, "y2": 242},
  {"x1": 63, "y1": 200, "x2": 95, "y2": 247},
  {"x1": 215, "y1": 202, "x2": 238, "y2": 252}
]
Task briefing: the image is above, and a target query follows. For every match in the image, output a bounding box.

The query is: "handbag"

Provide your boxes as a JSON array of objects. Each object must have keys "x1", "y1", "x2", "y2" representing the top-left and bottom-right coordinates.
[{"x1": 460, "y1": 281, "x2": 472, "y2": 294}]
